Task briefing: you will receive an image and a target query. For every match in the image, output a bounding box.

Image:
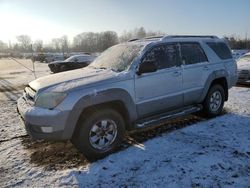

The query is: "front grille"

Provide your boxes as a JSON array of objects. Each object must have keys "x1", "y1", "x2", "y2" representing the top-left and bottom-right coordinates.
[
  {"x1": 237, "y1": 70, "x2": 249, "y2": 75},
  {"x1": 237, "y1": 69, "x2": 250, "y2": 81}
]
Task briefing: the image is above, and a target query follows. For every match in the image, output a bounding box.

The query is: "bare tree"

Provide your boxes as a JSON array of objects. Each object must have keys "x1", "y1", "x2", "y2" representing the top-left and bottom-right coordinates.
[
  {"x1": 72, "y1": 31, "x2": 118, "y2": 53},
  {"x1": 224, "y1": 35, "x2": 250, "y2": 49},
  {"x1": 0, "y1": 40, "x2": 8, "y2": 53},
  {"x1": 33, "y1": 40, "x2": 43, "y2": 52},
  {"x1": 51, "y1": 38, "x2": 61, "y2": 51},
  {"x1": 119, "y1": 27, "x2": 166, "y2": 42},
  {"x1": 16, "y1": 35, "x2": 32, "y2": 52},
  {"x1": 146, "y1": 30, "x2": 166, "y2": 37},
  {"x1": 119, "y1": 31, "x2": 133, "y2": 42},
  {"x1": 135, "y1": 27, "x2": 146, "y2": 38},
  {"x1": 61, "y1": 35, "x2": 69, "y2": 55},
  {"x1": 98, "y1": 31, "x2": 118, "y2": 51}
]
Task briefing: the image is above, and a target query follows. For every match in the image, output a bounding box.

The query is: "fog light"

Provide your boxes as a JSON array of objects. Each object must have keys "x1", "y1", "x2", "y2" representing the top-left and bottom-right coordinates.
[{"x1": 41, "y1": 126, "x2": 53, "y2": 133}]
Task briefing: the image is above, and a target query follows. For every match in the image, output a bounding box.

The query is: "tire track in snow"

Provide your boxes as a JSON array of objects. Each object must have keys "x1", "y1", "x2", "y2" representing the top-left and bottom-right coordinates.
[{"x1": 0, "y1": 135, "x2": 28, "y2": 143}]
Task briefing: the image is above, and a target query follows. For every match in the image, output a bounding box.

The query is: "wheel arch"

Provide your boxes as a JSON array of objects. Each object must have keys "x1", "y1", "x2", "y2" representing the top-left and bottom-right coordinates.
[
  {"x1": 62, "y1": 88, "x2": 137, "y2": 139},
  {"x1": 199, "y1": 72, "x2": 229, "y2": 103},
  {"x1": 209, "y1": 77, "x2": 228, "y2": 101}
]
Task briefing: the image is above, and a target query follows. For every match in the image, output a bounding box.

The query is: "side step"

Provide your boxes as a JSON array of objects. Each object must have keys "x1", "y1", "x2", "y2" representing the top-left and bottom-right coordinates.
[{"x1": 135, "y1": 105, "x2": 202, "y2": 129}]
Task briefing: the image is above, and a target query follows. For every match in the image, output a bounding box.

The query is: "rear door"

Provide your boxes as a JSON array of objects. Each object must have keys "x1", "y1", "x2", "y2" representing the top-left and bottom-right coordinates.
[
  {"x1": 135, "y1": 43, "x2": 183, "y2": 118},
  {"x1": 180, "y1": 42, "x2": 211, "y2": 105}
]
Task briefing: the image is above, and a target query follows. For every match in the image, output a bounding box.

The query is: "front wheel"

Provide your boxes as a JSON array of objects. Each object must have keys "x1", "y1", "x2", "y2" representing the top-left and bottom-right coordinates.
[
  {"x1": 71, "y1": 108, "x2": 125, "y2": 160},
  {"x1": 202, "y1": 84, "x2": 225, "y2": 117}
]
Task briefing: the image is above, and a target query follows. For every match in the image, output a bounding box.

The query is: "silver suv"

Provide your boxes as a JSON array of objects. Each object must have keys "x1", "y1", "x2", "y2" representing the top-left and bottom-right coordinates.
[{"x1": 17, "y1": 35, "x2": 237, "y2": 159}]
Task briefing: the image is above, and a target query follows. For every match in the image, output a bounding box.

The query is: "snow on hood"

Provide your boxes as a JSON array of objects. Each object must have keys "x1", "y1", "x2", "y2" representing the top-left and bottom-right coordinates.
[
  {"x1": 29, "y1": 67, "x2": 124, "y2": 92},
  {"x1": 237, "y1": 59, "x2": 250, "y2": 70}
]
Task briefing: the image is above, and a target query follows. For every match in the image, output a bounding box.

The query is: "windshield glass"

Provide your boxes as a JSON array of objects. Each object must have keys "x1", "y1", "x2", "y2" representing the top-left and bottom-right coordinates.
[
  {"x1": 90, "y1": 43, "x2": 144, "y2": 72},
  {"x1": 65, "y1": 56, "x2": 77, "y2": 62},
  {"x1": 65, "y1": 55, "x2": 84, "y2": 62}
]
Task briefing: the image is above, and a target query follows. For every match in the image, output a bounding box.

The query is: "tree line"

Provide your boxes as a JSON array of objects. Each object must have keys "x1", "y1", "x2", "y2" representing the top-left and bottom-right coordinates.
[
  {"x1": 0, "y1": 27, "x2": 164, "y2": 55},
  {"x1": 225, "y1": 35, "x2": 250, "y2": 50},
  {"x1": 0, "y1": 27, "x2": 249, "y2": 55}
]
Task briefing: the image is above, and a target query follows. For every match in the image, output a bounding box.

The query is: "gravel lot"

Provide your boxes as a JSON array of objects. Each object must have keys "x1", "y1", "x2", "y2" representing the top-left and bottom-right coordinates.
[{"x1": 0, "y1": 59, "x2": 249, "y2": 187}]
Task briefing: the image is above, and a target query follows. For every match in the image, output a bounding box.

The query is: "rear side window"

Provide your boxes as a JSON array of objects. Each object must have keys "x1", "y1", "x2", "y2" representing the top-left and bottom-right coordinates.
[
  {"x1": 143, "y1": 44, "x2": 180, "y2": 70},
  {"x1": 180, "y1": 43, "x2": 208, "y2": 65},
  {"x1": 206, "y1": 42, "x2": 232, "y2": 60}
]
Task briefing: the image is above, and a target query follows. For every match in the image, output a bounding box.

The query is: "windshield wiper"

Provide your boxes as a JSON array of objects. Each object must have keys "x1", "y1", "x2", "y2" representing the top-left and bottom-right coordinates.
[
  {"x1": 89, "y1": 66, "x2": 119, "y2": 72},
  {"x1": 98, "y1": 67, "x2": 108, "y2": 70}
]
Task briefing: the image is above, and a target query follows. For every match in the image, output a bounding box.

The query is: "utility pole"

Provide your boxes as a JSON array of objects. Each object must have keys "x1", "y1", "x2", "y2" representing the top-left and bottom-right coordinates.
[{"x1": 31, "y1": 44, "x2": 36, "y2": 79}]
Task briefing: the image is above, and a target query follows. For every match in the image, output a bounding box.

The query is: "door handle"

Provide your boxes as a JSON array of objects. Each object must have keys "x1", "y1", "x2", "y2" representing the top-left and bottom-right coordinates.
[
  {"x1": 203, "y1": 66, "x2": 209, "y2": 70},
  {"x1": 173, "y1": 71, "x2": 181, "y2": 76}
]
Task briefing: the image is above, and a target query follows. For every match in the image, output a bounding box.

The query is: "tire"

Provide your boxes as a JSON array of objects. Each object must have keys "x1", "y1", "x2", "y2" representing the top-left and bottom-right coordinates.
[
  {"x1": 71, "y1": 108, "x2": 125, "y2": 160},
  {"x1": 202, "y1": 84, "x2": 225, "y2": 117}
]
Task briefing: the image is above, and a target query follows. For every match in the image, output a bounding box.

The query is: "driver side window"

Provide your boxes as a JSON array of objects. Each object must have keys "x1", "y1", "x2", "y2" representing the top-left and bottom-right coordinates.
[{"x1": 143, "y1": 44, "x2": 180, "y2": 70}]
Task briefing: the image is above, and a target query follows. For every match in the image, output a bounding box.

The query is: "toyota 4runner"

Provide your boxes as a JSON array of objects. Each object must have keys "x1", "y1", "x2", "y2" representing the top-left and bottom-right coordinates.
[{"x1": 17, "y1": 35, "x2": 237, "y2": 159}]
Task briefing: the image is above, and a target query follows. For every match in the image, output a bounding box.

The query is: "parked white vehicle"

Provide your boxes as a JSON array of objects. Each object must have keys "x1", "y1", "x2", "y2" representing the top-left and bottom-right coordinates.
[
  {"x1": 232, "y1": 49, "x2": 249, "y2": 60},
  {"x1": 237, "y1": 52, "x2": 250, "y2": 85}
]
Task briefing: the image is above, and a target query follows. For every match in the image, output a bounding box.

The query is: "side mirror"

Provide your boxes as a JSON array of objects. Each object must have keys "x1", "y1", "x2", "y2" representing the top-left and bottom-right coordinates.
[{"x1": 137, "y1": 60, "x2": 157, "y2": 75}]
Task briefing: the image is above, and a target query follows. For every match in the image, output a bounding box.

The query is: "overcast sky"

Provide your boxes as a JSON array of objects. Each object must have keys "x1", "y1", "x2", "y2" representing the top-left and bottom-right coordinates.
[{"x1": 0, "y1": 0, "x2": 249, "y2": 43}]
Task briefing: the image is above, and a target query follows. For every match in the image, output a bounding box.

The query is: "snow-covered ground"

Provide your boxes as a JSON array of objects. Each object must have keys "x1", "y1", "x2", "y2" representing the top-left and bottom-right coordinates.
[{"x1": 0, "y1": 59, "x2": 249, "y2": 187}]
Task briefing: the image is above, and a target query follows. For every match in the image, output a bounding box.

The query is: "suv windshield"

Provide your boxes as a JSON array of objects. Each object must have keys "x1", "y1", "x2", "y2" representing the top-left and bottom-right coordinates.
[{"x1": 90, "y1": 43, "x2": 144, "y2": 72}]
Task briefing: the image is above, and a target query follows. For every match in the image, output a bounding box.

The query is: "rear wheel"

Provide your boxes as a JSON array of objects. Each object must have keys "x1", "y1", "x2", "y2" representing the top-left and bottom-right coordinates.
[
  {"x1": 202, "y1": 84, "x2": 225, "y2": 117},
  {"x1": 71, "y1": 108, "x2": 125, "y2": 160}
]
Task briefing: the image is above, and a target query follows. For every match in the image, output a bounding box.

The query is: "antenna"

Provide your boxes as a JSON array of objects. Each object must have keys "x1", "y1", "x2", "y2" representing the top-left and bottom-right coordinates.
[{"x1": 245, "y1": 29, "x2": 248, "y2": 49}]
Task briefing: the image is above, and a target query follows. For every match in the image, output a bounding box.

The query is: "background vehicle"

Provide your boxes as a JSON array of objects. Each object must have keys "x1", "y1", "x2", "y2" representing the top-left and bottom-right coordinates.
[
  {"x1": 232, "y1": 49, "x2": 249, "y2": 60},
  {"x1": 237, "y1": 52, "x2": 250, "y2": 85},
  {"x1": 48, "y1": 54, "x2": 96, "y2": 73},
  {"x1": 31, "y1": 53, "x2": 65, "y2": 63},
  {"x1": 17, "y1": 35, "x2": 237, "y2": 160}
]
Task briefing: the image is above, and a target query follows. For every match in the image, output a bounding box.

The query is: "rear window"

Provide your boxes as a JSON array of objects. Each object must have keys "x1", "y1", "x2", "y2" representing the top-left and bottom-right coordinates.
[{"x1": 207, "y1": 42, "x2": 232, "y2": 60}]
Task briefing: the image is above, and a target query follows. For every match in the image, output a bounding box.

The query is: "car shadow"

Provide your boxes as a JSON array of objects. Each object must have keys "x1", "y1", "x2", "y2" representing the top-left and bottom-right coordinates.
[
  {"x1": 235, "y1": 84, "x2": 250, "y2": 88},
  {"x1": 0, "y1": 77, "x2": 25, "y2": 101}
]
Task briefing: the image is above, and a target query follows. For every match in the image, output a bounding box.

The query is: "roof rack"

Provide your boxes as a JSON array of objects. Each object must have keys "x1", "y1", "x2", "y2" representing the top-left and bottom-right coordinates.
[
  {"x1": 128, "y1": 38, "x2": 140, "y2": 42},
  {"x1": 162, "y1": 35, "x2": 218, "y2": 40},
  {"x1": 128, "y1": 36, "x2": 164, "y2": 42},
  {"x1": 144, "y1": 35, "x2": 164, "y2": 40}
]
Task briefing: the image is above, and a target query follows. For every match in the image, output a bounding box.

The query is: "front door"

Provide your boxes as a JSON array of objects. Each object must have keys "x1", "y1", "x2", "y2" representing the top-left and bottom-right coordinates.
[{"x1": 135, "y1": 43, "x2": 183, "y2": 118}]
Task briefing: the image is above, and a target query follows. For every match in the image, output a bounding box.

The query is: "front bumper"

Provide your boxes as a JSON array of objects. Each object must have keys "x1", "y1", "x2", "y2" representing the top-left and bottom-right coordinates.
[{"x1": 17, "y1": 96, "x2": 69, "y2": 140}]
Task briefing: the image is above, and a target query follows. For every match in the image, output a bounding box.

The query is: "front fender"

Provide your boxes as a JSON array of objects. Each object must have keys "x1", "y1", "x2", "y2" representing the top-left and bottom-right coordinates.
[{"x1": 62, "y1": 88, "x2": 137, "y2": 139}]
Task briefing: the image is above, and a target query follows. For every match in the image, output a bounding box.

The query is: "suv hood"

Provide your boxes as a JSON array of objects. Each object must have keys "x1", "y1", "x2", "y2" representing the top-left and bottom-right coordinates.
[{"x1": 29, "y1": 67, "x2": 124, "y2": 92}]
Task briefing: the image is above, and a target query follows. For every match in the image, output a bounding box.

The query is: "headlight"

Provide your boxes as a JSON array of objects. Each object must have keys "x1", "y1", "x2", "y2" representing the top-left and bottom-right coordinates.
[{"x1": 35, "y1": 92, "x2": 67, "y2": 109}]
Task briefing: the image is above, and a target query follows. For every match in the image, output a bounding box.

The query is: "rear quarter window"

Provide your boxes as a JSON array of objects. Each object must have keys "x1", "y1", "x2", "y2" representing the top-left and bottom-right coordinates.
[{"x1": 207, "y1": 42, "x2": 232, "y2": 60}]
